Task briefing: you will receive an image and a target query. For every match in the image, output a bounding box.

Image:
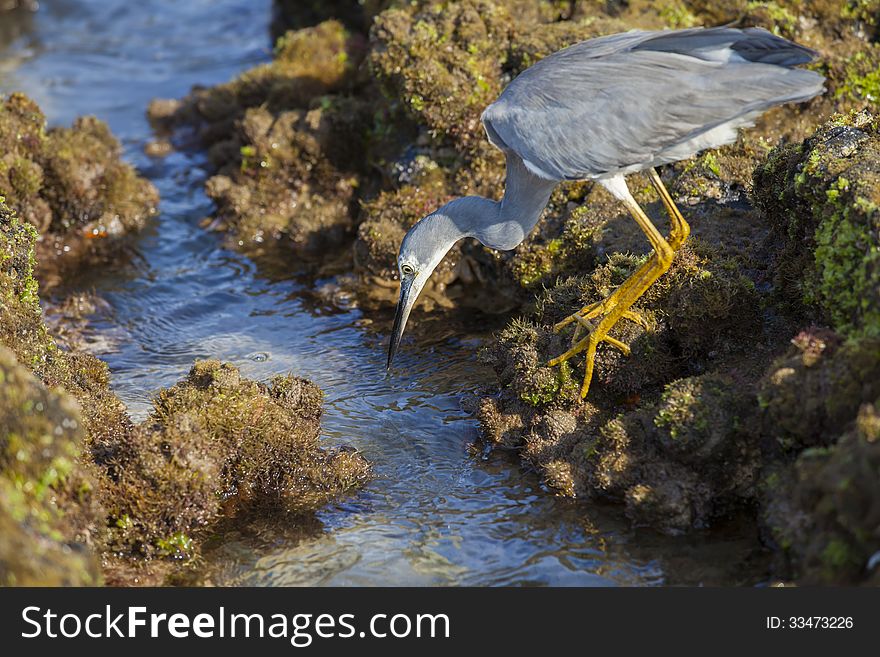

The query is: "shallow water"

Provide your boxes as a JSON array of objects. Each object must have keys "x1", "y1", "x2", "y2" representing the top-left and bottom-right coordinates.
[{"x1": 0, "y1": 0, "x2": 766, "y2": 586}]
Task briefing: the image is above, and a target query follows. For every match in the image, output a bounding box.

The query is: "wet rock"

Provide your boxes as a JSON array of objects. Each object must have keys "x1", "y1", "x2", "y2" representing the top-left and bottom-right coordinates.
[
  {"x1": 0, "y1": 347, "x2": 103, "y2": 586},
  {"x1": 753, "y1": 109, "x2": 880, "y2": 336},
  {"x1": 480, "y1": 355, "x2": 765, "y2": 533},
  {"x1": 0, "y1": 93, "x2": 158, "y2": 289},
  {"x1": 767, "y1": 402, "x2": 880, "y2": 584},
  {"x1": 759, "y1": 331, "x2": 880, "y2": 450},
  {"x1": 150, "y1": 20, "x2": 370, "y2": 261},
  {"x1": 204, "y1": 99, "x2": 369, "y2": 257},
  {"x1": 1, "y1": 198, "x2": 370, "y2": 583},
  {"x1": 99, "y1": 360, "x2": 370, "y2": 560}
]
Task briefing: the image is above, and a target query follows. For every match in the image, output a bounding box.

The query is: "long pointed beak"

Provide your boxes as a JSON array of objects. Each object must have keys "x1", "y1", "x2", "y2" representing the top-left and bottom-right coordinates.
[{"x1": 387, "y1": 275, "x2": 417, "y2": 371}]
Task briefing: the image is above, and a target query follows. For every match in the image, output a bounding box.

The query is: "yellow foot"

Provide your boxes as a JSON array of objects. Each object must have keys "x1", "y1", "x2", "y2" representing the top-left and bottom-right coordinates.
[
  {"x1": 555, "y1": 298, "x2": 650, "y2": 333},
  {"x1": 548, "y1": 298, "x2": 651, "y2": 399}
]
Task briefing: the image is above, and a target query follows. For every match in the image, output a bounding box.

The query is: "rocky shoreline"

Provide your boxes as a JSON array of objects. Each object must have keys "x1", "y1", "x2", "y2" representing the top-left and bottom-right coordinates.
[
  {"x1": 0, "y1": 98, "x2": 370, "y2": 584},
  {"x1": 143, "y1": 0, "x2": 879, "y2": 583},
  {"x1": 2, "y1": 0, "x2": 878, "y2": 585}
]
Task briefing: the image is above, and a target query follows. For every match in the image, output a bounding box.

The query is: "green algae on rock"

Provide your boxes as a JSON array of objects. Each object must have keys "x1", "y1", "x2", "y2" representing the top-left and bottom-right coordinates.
[
  {"x1": 753, "y1": 109, "x2": 880, "y2": 337},
  {"x1": 1, "y1": 194, "x2": 130, "y2": 450},
  {"x1": 0, "y1": 93, "x2": 158, "y2": 289},
  {"x1": 99, "y1": 360, "x2": 370, "y2": 561},
  {"x1": 0, "y1": 347, "x2": 103, "y2": 586},
  {"x1": 149, "y1": 20, "x2": 371, "y2": 261},
  {"x1": 370, "y1": 0, "x2": 512, "y2": 156},
  {"x1": 1, "y1": 197, "x2": 370, "y2": 583},
  {"x1": 203, "y1": 99, "x2": 368, "y2": 257}
]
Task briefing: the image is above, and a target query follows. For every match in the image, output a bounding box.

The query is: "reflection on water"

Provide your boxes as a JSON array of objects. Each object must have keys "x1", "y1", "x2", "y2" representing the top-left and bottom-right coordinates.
[{"x1": 0, "y1": 0, "x2": 767, "y2": 585}]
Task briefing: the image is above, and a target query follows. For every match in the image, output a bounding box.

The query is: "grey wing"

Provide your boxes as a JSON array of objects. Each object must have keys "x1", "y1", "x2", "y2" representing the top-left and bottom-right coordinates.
[{"x1": 481, "y1": 27, "x2": 824, "y2": 180}]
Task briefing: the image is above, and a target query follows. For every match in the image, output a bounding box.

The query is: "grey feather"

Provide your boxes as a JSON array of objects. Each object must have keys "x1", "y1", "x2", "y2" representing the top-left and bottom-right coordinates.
[{"x1": 482, "y1": 26, "x2": 824, "y2": 180}]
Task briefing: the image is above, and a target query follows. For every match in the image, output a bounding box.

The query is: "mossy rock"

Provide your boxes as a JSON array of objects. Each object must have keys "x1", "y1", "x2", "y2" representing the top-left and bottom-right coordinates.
[
  {"x1": 759, "y1": 330, "x2": 880, "y2": 451},
  {"x1": 153, "y1": 20, "x2": 362, "y2": 143},
  {"x1": 477, "y1": 366, "x2": 763, "y2": 533},
  {"x1": 483, "y1": 239, "x2": 761, "y2": 406},
  {"x1": 0, "y1": 347, "x2": 103, "y2": 586},
  {"x1": 370, "y1": 0, "x2": 513, "y2": 155},
  {"x1": 99, "y1": 360, "x2": 371, "y2": 558},
  {"x1": 151, "y1": 21, "x2": 371, "y2": 261},
  {"x1": 204, "y1": 99, "x2": 370, "y2": 256},
  {"x1": 753, "y1": 109, "x2": 880, "y2": 336},
  {"x1": 768, "y1": 401, "x2": 880, "y2": 584},
  {"x1": 0, "y1": 94, "x2": 158, "y2": 286}
]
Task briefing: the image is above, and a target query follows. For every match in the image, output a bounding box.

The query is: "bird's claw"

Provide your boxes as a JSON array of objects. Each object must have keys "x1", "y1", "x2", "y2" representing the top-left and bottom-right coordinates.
[{"x1": 548, "y1": 301, "x2": 649, "y2": 398}]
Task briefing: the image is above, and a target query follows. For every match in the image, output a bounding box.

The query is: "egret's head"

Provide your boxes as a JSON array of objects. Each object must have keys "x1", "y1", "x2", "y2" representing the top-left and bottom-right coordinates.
[{"x1": 386, "y1": 210, "x2": 464, "y2": 370}]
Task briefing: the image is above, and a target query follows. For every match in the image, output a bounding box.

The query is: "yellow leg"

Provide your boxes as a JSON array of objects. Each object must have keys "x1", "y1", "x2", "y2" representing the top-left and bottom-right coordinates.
[
  {"x1": 573, "y1": 252, "x2": 670, "y2": 397},
  {"x1": 554, "y1": 184, "x2": 673, "y2": 333},
  {"x1": 557, "y1": 169, "x2": 691, "y2": 332},
  {"x1": 647, "y1": 168, "x2": 690, "y2": 247},
  {"x1": 549, "y1": 170, "x2": 690, "y2": 398},
  {"x1": 570, "y1": 313, "x2": 631, "y2": 355}
]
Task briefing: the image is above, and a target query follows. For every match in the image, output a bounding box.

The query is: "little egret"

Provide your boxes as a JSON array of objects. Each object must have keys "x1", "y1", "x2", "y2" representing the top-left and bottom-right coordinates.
[{"x1": 386, "y1": 26, "x2": 824, "y2": 397}]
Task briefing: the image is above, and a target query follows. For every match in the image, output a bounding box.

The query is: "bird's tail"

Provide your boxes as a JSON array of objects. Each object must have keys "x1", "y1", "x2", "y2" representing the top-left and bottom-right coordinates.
[
  {"x1": 638, "y1": 26, "x2": 819, "y2": 68},
  {"x1": 729, "y1": 27, "x2": 818, "y2": 67}
]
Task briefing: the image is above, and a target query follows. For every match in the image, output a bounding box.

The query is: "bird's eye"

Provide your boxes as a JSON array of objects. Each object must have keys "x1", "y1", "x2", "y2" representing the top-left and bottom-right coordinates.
[{"x1": 401, "y1": 264, "x2": 415, "y2": 276}]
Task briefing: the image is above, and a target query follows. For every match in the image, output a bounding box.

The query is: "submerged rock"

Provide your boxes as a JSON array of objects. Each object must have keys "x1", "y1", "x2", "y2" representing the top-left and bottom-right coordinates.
[
  {"x1": 0, "y1": 198, "x2": 370, "y2": 584},
  {"x1": 0, "y1": 93, "x2": 158, "y2": 289}
]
